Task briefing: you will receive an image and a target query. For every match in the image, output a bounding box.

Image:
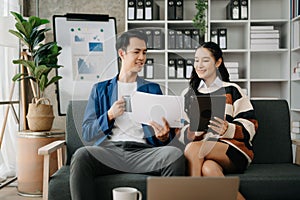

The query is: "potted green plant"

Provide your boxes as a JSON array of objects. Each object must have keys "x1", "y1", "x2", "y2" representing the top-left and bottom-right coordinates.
[
  {"x1": 193, "y1": 0, "x2": 208, "y2": 37},
  {"x1": 9, "y1": 11, "x2": 63, "y2": 131}
]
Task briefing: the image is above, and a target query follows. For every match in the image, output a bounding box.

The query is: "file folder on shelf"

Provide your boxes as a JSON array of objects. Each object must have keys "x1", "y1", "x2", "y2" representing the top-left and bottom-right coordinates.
[
  {"x1": 145, "y1": 0, "x2": 160, "y2": 20},
  {"x1": 136, "y1": 0, "x2": 144, "y2": 20},
  {"x1": 210, "y1": 29, "x2": 218, "y2": 44},
  {"x1": 183, "y1": 30, "x2": 192, "y2": 49},
  {"x1": 153, "y1": 29, "x2": 163, "y2": 49},
  {"x1": 175, "y1": 30, "x2": 184, "y2": 49},
  {"x1": 168, "y1": 0, "x2": 176, "y2": 20},
  {"x1": 218, "y1": 28, "x2": 227, "y2": 49},
  {"x1": 240, "y1": 0, "x2": 248, "y2": 20},
  {"x1": 176, "y1": 59, "x2": 185, "y2": 79},
  {"x1": 175, "y1": 0, "x2": 183, "y2": 20},
  {"x1": 145, "y1": 29, "x2": 154, "y2": 49},
  {"x1": 128, "y1": 0, "x2": 136, "y2": 20},
  {"x1": 226, "y1": 0, "x2": 239, "y2": 20},
  {"x1": 168, "y1": 30, "x2": 176, "y2": 49},
  {"x1": 191, "y1": 29, "x2": 200, "y2": 49},
  {"x1": 185, "y1": 59, "x2": 194, "y2": 79},
  {"x1": 145, "y1": 59, "x2": 154, "y2": 79},
  {"x1": 168, "y1": 59, "x2": 176, "y2": 79}
]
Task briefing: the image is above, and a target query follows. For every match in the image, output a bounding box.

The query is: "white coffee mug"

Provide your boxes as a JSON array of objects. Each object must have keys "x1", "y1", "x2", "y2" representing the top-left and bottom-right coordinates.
[{"x1": 112, "y1": 187, "x2": 142, "y2": 200}]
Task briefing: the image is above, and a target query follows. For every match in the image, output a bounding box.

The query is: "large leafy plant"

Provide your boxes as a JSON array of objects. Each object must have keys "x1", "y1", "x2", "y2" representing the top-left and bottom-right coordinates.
[{"x1": 9, "y1": 11, "x2": 62, "y2": 100}]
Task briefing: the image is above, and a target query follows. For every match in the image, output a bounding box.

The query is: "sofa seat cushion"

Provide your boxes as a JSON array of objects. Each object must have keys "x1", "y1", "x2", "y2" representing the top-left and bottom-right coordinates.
[
  {"x1": 95, "y1": 173, "x2": 148, "y2": 200},
  {"x1": 49, "y1": 166, "x2": 71, "y2": 200},
  {"x1": 231, "y1": 164, "x2": 300, "y2": 200},
  {"x1": 48, "y1": 166, "x2": 149, "y2": 200}
]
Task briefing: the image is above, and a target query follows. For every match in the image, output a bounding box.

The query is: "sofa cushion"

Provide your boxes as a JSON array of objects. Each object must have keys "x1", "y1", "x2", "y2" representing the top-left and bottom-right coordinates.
[
  {"x1": 49, "y1": 166, "x2": 71, "y2": 200},
  {"x1": 251, "y1": 100, "x2": 292, "y2": 164},
  {"x1": 231, "y1": 163, "x2": 300, "y2": 200},
  {"x1": 65, "y1": 101, "x2": 87, "y2": 165}
]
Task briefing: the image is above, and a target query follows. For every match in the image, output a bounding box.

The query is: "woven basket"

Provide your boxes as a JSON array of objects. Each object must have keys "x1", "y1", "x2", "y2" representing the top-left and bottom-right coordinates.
[{"x1": 26, "y1": 98, "x2": 54, "y2": 131}]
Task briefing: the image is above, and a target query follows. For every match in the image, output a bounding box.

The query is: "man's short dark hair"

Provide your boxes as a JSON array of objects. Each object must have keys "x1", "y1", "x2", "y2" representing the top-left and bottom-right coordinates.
[{"x1": 115, "y1": 30, "x2": 148, "y2": 52}]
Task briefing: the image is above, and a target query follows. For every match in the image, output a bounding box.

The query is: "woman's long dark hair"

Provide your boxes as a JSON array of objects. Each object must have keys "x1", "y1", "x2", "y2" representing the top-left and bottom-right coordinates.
[{"x1": 189, "y1": 42, "x2": 230, "y2": 93}]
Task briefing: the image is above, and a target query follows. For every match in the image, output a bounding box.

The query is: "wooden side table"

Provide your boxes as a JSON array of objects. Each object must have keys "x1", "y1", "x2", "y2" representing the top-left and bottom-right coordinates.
[{"x1": 17, "y1": 129, "x2": 65, "y2": 197}]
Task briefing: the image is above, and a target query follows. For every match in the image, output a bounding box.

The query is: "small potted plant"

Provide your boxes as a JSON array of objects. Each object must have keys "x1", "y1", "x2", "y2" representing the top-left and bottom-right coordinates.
[
  {"x1": 9, "y1": 11, "x2": 63, "y2": 131},
  {"x1": 193, "y1": 0, "x2": 208, "y2": 37}
]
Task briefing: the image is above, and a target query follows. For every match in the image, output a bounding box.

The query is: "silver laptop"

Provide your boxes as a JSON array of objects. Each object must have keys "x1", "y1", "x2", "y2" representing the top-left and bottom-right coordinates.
[{"x1": 147, "y1": 176, "x2": 239, "y2": 200}]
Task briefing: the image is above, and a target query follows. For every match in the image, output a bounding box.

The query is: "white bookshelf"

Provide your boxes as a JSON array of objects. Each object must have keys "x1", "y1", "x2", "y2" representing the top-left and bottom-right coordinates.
[
  {"x1": 291, "y1": 12, "x2": 300, "y2": 139},
  {"x1": 125, "y1": 0, "x2": 199, "y2": 95},
  {"x1": 125, "y1": 0, "x2": 291, "y2": 100},
  {"x1": 209, "y1": 0, "x2": 290, "y2": 99}
]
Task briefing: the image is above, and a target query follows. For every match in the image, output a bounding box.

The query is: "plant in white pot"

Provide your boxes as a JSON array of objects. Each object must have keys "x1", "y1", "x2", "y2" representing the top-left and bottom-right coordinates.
[{"x1": 9, "y1": 11, "x2": 63, "y2": 131}]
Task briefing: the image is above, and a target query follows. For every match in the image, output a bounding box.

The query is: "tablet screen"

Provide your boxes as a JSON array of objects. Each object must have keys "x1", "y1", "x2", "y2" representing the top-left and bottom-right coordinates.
[{"x1": 189, "y1": 95, "x2": 226, "y2": 132}]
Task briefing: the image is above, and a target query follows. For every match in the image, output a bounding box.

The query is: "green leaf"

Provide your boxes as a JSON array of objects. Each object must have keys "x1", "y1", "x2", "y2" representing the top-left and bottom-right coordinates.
[
  {"x1": 23, "y1": 21, "x2": 33, "y2": 40},
  {"x1": 14, "y1": 21, "x2": 28, "y2": 38},
  {"x1": 13, "y1": 60, "x2": 36, "y2": 74},
  {"x1": 9, "y1": 30, "x2": 30, "y2": 47},
  {"x1": 10, "y1": 11, "x2": 25, "y2": 24},
  {"x1": 12, "y1": 73, "x2": 25, "y2": 81},
  {"x1": 29, "y1": 16, "x2": 49, "y2": 28},
  {"x1": 46, "y1": 76, "x2": 62, "y2": 87},
  {"x1": 39, "y1": 74, "x2": 47, "y2": 92},
  {"x1": 34, "y1": 65, "x2": 50, "y2": 79},
  {"x1": 32, "y1": 33, "x2": 46, "y2": 50},
  {"x1": 8, "y1": 30, "x2": 23, "y2": 40},
  {"x1": 31, "y1": 27, "x2": 50, "y2": 40},
  {"x1": 12, "y1": 74, "x2": 36, "y2": 82}
]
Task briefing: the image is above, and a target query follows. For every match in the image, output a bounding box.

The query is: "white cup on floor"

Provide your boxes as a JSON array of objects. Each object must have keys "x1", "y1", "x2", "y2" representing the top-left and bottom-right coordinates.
[{"x1": 112, "y1": 187, "x2": 142, "y2": 200}]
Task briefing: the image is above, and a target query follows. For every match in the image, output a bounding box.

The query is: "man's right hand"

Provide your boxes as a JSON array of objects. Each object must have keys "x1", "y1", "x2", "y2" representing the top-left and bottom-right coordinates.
[{"x1": 108, "y1": 99, "x2": 126, "y2": 121}]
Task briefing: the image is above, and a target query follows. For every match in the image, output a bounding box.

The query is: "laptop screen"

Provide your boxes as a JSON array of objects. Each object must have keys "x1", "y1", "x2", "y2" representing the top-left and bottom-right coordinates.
[{"x1": 147, "y1": 176, "x2": 239, "y2": 200}]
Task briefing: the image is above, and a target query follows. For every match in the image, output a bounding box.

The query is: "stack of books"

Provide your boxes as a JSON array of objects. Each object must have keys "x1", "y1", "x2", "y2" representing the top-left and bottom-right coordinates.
[
  {"x1": 292, "y1": 121, "x2": 300, "y2": 140},
  {"x1": 224, "y1": 62, "x2": 239, "y2": 80},
  {"x1": 250, "y1": 26, "x2": 280, "y2": 50}
]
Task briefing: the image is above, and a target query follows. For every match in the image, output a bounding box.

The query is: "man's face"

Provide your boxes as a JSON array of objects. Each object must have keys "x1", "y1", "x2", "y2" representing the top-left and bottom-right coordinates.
[{"x1": 120, "y1": 37, "x2": 147, "y2": 73}]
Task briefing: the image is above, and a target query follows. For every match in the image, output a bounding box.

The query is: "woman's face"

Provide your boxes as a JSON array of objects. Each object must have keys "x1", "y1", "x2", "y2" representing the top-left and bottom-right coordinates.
[{"x1": 194, "y1": 47, "x2": 221, "y2": 85}]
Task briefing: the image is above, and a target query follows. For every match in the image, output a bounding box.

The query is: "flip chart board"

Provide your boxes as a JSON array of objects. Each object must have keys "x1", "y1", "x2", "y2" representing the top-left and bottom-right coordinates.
[{"x1": 53, "y1": 13, "x2": 118, "y2": 115}]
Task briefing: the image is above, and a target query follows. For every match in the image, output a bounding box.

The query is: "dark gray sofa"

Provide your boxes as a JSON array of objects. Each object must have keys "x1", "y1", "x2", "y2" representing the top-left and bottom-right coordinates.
[{"x1": 40, "y1": 99, "x2": 300, "y2": 200}]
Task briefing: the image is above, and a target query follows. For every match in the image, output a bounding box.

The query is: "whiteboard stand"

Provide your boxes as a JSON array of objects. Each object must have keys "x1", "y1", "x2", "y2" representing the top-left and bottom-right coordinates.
[{"x1": 53, "y1": 13, "x2": 119, "y2": 115}]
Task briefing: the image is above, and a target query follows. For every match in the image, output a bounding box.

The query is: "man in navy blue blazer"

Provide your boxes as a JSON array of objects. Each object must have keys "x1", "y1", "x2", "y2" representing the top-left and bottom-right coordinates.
[{"x1": 70, "y1": 30, "x2": 185, "y2": 200}]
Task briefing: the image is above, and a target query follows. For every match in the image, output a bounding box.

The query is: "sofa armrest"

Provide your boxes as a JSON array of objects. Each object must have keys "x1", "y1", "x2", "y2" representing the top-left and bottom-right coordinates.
[
  {"x1": 38, "y1": 140, "x2": 66, "y2": 200},
  {"x1": 292, "y1": 139, "x2": 300, "y2": 165}
]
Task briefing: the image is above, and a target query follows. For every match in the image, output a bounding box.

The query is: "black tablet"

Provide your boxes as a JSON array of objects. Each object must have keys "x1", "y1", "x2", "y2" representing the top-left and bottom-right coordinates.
[{"x1": 189, "y1": 95, "x2": 226, "y2": 132}]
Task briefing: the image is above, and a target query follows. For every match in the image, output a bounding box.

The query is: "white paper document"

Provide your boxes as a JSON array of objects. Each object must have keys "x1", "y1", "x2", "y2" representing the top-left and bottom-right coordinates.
[{"x1": 131, "y1": 92, "x2": 184, "y2": 128}]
